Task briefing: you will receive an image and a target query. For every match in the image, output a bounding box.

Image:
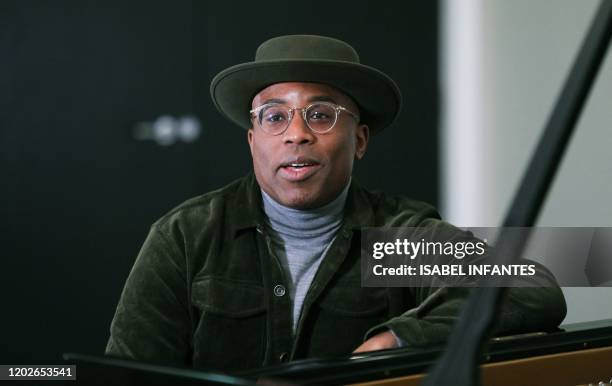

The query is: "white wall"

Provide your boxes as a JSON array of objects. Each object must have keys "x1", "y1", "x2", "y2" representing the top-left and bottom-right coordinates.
[{"x1": 441, "y1": 0, "x2": 612, "y2": 324}]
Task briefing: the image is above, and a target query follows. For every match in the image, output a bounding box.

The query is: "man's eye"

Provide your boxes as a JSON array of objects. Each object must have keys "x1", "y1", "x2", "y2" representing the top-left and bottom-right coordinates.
[
  {"x1": 309, "y1": 111, "x2": 331, "y2": 120},
  {"x1": 264, "y1": 113, "x2": 286, "y2": 123}
]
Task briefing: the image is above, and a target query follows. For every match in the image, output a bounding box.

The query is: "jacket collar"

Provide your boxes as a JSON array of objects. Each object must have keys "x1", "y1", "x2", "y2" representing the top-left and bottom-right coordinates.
[
  {"x1": 230, "y1": 173, "x2": 375, "y2": 235},
  {"x1": 231, "y1": 173, "x2": 266, "y2": 234},
  {"x1": 342, "y1": 179, "x2": 376, "y2": 230}
]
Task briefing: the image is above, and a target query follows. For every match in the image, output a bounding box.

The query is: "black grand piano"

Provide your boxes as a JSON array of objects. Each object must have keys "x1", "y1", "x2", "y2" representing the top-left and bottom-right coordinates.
[{"x1": 65, "y1": 319, "x2": 612, "y2": 385}]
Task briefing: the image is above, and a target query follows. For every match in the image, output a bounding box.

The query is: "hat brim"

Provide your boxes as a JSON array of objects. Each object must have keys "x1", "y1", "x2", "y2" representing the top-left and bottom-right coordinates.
[{"x1": 210, "y1": 59, "x2": 402, "y2": 134}]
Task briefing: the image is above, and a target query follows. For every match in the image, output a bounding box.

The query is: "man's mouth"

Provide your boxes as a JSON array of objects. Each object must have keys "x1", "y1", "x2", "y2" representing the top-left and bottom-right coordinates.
[
  {"x1": 283, "y1": 162, "x2": 316, "y2": 169},
  {"x1": 278, "y1": 158, "x2": 321, "y2": 181}
]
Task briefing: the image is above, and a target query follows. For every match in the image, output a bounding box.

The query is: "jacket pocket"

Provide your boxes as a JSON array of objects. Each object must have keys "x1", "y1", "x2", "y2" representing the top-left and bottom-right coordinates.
[
  {"x1": 191, "y1": 277, "x2": 266, "y2": 371},
  {"x1": 318, "y1": 286, "x2": 388, "y2": 316},
  {"x1": 306, "y1": 285, "x2": 389, "y2": 357}
]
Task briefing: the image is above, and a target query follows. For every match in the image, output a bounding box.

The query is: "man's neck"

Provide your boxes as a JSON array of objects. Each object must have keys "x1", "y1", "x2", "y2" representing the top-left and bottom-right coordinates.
[{"x1": 260, "y1": 180, "x2": 350, "y2": 237}]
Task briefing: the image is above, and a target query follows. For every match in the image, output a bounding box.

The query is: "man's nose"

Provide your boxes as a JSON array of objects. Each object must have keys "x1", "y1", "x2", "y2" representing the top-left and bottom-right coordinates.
[{"x1": 282, "y1": 111, "x2": 315, "y2": 144}]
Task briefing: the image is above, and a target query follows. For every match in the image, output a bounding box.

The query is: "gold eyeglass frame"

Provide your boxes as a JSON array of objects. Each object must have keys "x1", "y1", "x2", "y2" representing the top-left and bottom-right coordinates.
[{"x1": 249, "y1": 101, "x2": 359, "y2": 135}]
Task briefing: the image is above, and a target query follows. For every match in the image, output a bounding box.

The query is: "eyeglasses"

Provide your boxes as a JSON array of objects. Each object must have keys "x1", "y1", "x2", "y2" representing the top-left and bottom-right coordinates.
[{"x1": 249, "y1": 101, "x2": 359, "y2": 135}]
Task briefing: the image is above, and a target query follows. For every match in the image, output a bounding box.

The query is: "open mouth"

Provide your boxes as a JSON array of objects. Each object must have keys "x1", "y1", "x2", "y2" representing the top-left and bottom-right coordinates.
[
  {"x1": 278, "y1": 158, "x2": 321, "y2": 181},
  {"x1": 283, "y1": 162, "x2": 316, "y2": 170}
]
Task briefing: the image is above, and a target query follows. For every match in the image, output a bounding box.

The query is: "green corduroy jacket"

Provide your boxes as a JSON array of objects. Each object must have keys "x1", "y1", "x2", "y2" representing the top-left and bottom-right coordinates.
[{"x1": 105, "y1": 173, "x2": 566, "y2": 372}]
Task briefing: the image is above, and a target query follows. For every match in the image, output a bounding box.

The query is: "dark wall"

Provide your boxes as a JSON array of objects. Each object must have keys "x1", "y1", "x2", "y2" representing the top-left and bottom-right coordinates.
[{"x1": 0, "y1": 1, "x2": 438, "y2": 364}]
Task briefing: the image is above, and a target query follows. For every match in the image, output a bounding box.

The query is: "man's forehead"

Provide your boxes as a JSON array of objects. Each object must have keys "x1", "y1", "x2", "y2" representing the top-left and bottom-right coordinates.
[
  {"x1": 252, "y1": 82, "x2": 356, "y2": 107},
  {"x1": 257, "y1": 95, "x2": 339, "y2": 105}
]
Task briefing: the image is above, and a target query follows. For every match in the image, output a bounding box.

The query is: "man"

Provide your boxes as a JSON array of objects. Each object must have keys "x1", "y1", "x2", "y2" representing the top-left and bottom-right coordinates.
[{"x1": 105, "y1": 35, "x2": 566, "y2": 371}]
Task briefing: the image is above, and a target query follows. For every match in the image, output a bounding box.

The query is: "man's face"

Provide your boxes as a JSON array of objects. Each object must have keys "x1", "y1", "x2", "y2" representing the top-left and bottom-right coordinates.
[{"x1": 248, "y1": 82, "x2": 369, "y2": 209}]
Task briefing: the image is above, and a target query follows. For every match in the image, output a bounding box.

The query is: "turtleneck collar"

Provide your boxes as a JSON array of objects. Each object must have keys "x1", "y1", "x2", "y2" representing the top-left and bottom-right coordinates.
[{"x1": 261, "y1": 180, "x2": 350, "y2": 238}]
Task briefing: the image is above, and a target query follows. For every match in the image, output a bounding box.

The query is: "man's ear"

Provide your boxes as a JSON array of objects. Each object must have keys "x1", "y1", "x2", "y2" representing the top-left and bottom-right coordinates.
[
  {"x1": 247, "y1": 128, "x2": 254, "y2": 154},
  {"x1": 354, "y1": 124, "x2": 369, "y2": 160}
]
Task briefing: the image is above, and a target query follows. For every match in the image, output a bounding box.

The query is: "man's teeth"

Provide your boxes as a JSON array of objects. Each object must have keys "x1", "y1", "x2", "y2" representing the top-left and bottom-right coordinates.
[{"x1": 289, "y1": 163, "x2": 310, "y2": 168}]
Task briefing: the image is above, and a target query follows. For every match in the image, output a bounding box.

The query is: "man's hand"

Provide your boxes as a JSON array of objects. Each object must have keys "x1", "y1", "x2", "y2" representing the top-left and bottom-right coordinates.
[{"x1": 352, "y1": 330, "x2": 399, "y2": 354}]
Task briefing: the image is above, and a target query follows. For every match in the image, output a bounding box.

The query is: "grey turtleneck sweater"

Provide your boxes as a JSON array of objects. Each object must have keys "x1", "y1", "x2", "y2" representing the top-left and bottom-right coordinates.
[{"x1": 261, "y1": 183, "x2": 350, "y2": 333}]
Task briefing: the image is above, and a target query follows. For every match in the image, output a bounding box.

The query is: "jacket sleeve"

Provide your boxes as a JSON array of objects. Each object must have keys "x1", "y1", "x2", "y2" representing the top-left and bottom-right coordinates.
[
  {"x1": 365, "y1": 219, "x2": 567, "y2": 347},
  {"x1": 105, "y1": 224, "x2": 192, "y2": 366}
]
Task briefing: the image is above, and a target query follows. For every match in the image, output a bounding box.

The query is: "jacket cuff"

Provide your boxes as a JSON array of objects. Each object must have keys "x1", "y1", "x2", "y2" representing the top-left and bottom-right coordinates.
[
  {"x1": 362, "y1": 325, "x2": 407, "y2": 348},
  {"x1": 365, "y1": 315, "x2": 454, "y2": 348}
]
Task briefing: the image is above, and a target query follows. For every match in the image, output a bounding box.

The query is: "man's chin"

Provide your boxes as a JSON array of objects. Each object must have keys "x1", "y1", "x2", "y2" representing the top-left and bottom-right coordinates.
[
  {"x1": 279, "y1": 195, "x2": 319, "y2": 210},
  {"x1": 275, "y1": 188, "x2": 323, "y2": 210}
]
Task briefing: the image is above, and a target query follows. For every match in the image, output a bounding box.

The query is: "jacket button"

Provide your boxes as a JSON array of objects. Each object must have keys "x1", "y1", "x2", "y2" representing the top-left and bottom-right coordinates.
[
  {"x1": 279, "y1": 352, "x2": 288, "y2": 362},
  {"x1": 273, "y1": 284, "x2": 286, "y2": 297}
]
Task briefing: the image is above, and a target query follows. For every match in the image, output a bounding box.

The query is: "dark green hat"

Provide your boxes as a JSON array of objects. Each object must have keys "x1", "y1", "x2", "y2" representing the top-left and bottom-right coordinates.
[{"x1": 210, "y1": 34, "x2": 402, "y2": 134}]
